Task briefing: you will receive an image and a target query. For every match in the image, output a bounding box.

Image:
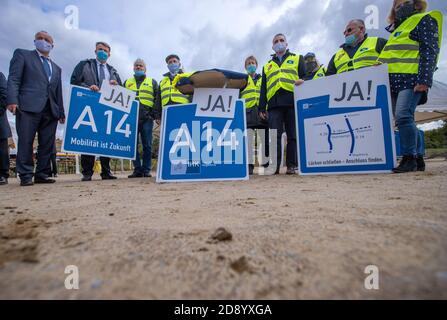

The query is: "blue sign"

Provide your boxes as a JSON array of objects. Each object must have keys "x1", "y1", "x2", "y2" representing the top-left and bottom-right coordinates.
[
  {"x1": 157, "y1": 99, "x2": 248, "y2": 182},
  {"x1": 62, "y1": 85, "x2": 138, "y2": 160},
  {"x1": 294, "y1": 65, "x2": 397, "y2": 175}
]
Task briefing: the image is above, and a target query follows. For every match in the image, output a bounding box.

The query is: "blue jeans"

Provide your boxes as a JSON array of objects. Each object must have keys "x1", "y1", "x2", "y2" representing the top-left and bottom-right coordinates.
[
  {"x1": 392, "y1": 89, "x2": 422, "y2": 157},
  {"x1": 133, "y1": 119, "x2": 153, "y2": 174}
]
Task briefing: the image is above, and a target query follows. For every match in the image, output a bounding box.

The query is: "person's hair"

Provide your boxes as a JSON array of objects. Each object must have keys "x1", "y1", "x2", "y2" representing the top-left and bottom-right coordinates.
[
  {"x1": 273, "y1": 33, "x2": 287, "y2": 41},
  {"x1": 388, "y1": 0, "x2": 428, "y2": 24},
  {"x1": 134, "y1": 58, "x2": 146, "y2": 68},
  {"x1": 96, "y1": 41, "x2": 111, "y2": 52},
  {"x1": 245, "y1": 55, "x2": 258, "y2": 67},
  {"x1": 35, "y1": 30, "x2": 50, "y2": 37},
  {"x1": 350, "y1": 19, "x2": 365, "y2": 28}
]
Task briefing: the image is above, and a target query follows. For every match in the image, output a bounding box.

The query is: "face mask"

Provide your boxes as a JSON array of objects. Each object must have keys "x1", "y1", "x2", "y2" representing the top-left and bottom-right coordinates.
[
  {"x1": 168, "y1": 63, "x2": 180, "y2": 74},
  {"x1": 395, "y1": 2, "x2": 415, "y2": 22},
  {"x1": 345, "y1": 33, "x2": 357, "y2": 46},
  {"x1": 306, "y1": 62, "x2": 318, "y2": 72},
  {"x1": 134, "y1": 70, "x2": 145, "y2": 77},
  {"x1": 246, "y1": 65, "x2": 257, "y2": 74},
  {"x1": 34, "y1": 39, "x2": 53, "y2": 53},
  {"x1": 273, "y1": 42, "x2": 287, "y2": 54},
  {"x1": 96, "y1": 50, "x2": 108, "y2": 62}
]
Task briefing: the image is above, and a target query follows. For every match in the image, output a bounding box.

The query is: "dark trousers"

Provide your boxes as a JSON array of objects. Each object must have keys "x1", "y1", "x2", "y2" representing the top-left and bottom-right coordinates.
[
  {"x1": 268, "y1": 106, "x2": 298, "y2": 169},
  {"x1": 133, "y1": 119, "x2": 154, "y2": 174},
  {"x1": 16, "y1": 105, "x2": 58, "y2": 181},
  {"x1": 44, "y1": 152, "x2": 58, "y2": 177},
  {"x1": 0, "y1": 138, "x2": 9, "y2": 178},
  {"x1": 81, "y1": 155, "x2": 111, "y2": 177}
]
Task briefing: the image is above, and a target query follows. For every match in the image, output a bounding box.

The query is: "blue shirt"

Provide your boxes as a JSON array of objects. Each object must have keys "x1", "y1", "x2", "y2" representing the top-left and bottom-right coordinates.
[{"x1": 388, "y1": 15, "x2": 440, "y2": 94}]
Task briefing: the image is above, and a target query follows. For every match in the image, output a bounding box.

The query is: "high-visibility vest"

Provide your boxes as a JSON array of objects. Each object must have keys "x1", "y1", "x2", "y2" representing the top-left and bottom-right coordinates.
[
  {"x1": 263, "y1": 54, "x2": 300, "y2": 102},
  {"x1": 240, "y1": 75, "x2": 261, "y2": 109},
  {"x1": 378, "y1": 11, "x2": 443, "y2": 74},
  {"x1": 312, "y1": 66, "x2": 327, "y2": 79},
  {"x1": 160, "y1": 76, "x2": 190, "y2": 107},
  {"x1": 125, "y1": 76, "x2": 155, "y2": 108},
  {"x1": 334, "y1": 37, "x2": 380, "y2": 73}
]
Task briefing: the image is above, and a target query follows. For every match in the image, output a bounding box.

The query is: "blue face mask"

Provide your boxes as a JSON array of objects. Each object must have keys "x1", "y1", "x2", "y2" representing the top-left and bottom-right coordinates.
[
  {"x1": 96, "y1": 50, "x2": 108, "y2": 62},
  {"x1": 34, "y1": 39, "x2": 53, "y2": 53},
  {"x1": 168, "y1": 63, "x2": 180, "y2": 74},
  {"x1": 134, "y1": 70, "x2": 145, "y2": 77},
  {"x1": 345, "y1": 34, "x2": 357, "y2": 46},
  {"x1": 273, "y1": 42, "x2": 287, "y2": 54},
  {"x1": 246, "y1": 65, "x2": 257, "y2": 74}
]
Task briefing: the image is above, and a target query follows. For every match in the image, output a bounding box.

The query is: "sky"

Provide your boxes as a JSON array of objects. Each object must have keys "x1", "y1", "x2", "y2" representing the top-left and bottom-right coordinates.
[{"x1": 0, "y1": 0, "x2": 446, "y2": 133}]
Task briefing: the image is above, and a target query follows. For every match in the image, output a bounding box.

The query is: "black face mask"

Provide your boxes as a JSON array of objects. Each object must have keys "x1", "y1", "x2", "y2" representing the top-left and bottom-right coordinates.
[{"x1": 395, "y1": 2, "x2": 416, "y2": 23}]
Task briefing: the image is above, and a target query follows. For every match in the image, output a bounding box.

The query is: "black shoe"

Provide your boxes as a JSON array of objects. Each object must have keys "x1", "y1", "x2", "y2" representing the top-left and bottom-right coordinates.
[
  {"x1": 101, "y1": 174, "x2": 117, "y2": 180},
  {"x1": 393, "y1": 155, "x2": 417, "y2": 173},
  {"x1": 286, "y1": 167, "x2": 297, "y2": 175},
  {"x1": 417, "y1": 155, "x2": 426, "y2": 172},
  {"x1": 143, "y1": 173, "x2": 152, "y2": 178},
  {"x1": 34, "y1": 177, "x2": 56, "y2": 184},
  {"x1": 20, "y1": 179, "x2": 34, "y2": 187},
  {"x1": 128, "y1": 172, "x2": 144, "y2": 178},
  {"x1": 81, "y1": 175, "x2": 92, "y2": 182},
  {"x1": 0, "y1": 177, "x2": 7, "y2": 185}
]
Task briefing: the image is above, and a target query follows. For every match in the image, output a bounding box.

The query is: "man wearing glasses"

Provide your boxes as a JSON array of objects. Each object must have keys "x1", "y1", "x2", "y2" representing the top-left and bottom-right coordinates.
[{"x1": 326, "y1": 19, "x2": 387, "y2": 75}]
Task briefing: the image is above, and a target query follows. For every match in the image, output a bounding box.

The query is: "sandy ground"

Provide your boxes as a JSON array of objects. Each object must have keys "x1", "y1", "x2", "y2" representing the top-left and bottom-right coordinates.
[{"x1": 0, "y1": 160, "x2": 446, "y2": 300}]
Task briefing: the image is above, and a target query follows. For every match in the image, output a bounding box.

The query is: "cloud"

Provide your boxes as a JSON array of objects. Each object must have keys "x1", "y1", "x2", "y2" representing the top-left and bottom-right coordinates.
[{"x1": 1, "y1": 0, "x2": 446, "y2": 115}]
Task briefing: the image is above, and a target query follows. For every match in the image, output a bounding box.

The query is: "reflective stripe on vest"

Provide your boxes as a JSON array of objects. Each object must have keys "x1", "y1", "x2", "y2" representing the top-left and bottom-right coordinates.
[
  {"x1": 313, "y1": 66, "x2": 327, "y2": 79},
  {"x1": 334, "y1": 37, "x2": 380, "y2": 73},
  {"x1": 263, "y1": 55, "x2": 300, "y2": 102},
  {"x1": 125, "y1": 77, "x2": 155, "y2": 108},
  {"x1": 240, "y1": 76, "x2": 261, "y2": 109},
  {"x1": 378, "y1": 11, "x2": 443, "y2": 74},
  {"x1": 160, "y1": 76, "x2": 190, "y2": 107}
]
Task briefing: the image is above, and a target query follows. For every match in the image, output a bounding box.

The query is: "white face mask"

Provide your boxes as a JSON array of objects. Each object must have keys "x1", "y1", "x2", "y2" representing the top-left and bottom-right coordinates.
[{"x1": 34, "y1": 39, "x2": 53, "y2": 53}]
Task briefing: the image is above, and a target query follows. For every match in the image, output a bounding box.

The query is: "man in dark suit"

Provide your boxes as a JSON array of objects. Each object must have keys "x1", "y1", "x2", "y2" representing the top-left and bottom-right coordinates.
[
  {"x1": 7, "y1": 31, "x2": 65, "y2": 186},
  {"x1": 0, "y1": 72, "x2": 11, "y2": 185},
  {"x1": 70, "y1": 41, "x2": 122, "y2": 181}
]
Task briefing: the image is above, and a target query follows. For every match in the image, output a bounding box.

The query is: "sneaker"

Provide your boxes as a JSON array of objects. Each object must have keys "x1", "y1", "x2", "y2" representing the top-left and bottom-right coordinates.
[
  {"x1": 81, "y1": 175, "x2": 92, "y2": 182},
  {"x1": 128, "y1": 172, "x2": 144, "y2": 178},
  {"x1": 393, "y1": 155, "x2": 417, "y2": 173},
  {"x1": 101, "y1": 174, "x2": 118, "y2": 180},
  {"x1": 416, "y1": 155, "x2": 426, "y2": 172},
  {"x1": 286, "y1": 167, "x2": 297, "y2": 175}
]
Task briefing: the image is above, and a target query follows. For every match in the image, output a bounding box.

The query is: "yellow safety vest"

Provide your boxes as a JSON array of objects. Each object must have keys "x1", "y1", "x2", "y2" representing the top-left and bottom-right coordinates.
[
  {"x1": 334, "y1": 37, "x2": 380, "y2": 73},
  {"x1": 263, "y1": 54, "x2": 300, "y2": 102},
  {"x1": 125, "y1": 76, "x2": 155, "y2": 108},
  {"x1": 240, "y1": 75, "x2": 261, "y2": 109},
  {"x1": 378, "y1": 11, "x2": 443, "y2": 74},
  {"x1": 160, "y1": 76, "x2": 190, "y2": 107},
  {"x1": 313, "y1": 66, "x2": 327, "y2": 79}
]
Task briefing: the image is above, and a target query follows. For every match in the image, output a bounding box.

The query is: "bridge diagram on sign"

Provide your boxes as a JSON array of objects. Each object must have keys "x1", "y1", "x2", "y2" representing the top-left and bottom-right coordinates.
[{"x1": 322, "y1": 116, "x2": 373, "y2": 156}]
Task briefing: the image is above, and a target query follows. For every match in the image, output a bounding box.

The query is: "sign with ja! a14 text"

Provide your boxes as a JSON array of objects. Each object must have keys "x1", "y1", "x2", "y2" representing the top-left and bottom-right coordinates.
[{"x1": 62, "y1": 83, "x2": 139, "y2": 160}]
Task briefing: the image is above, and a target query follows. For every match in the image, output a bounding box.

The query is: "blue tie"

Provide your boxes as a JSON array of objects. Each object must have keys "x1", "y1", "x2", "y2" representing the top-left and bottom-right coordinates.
[{"x1": 42, "y1": 57, "x2": 52, "y2": 80}]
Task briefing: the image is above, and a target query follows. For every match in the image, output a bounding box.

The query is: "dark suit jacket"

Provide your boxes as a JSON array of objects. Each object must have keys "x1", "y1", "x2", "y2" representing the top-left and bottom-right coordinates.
[
  {"x1": 0, "y1": 72, "x2": 11, "y2": 139},
  {"x1": 70, "y1": 59, "x2": 122, "y2": 87},
  {"x1": 6, "y1": 49, "x2": 64, "y2": 119}
]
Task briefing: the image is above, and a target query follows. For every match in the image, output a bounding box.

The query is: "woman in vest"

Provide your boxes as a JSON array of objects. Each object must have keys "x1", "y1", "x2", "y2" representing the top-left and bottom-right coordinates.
[
  {"x1": 379, "y1": 0, "x2": 442, "y2": 173},
  {"x1": 240, "y1": 56, "x2": 269, "y2": 175}
]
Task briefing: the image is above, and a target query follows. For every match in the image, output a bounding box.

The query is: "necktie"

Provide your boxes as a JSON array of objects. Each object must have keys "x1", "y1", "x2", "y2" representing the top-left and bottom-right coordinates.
[
  {"x1": 42, "y1": 57, "x2": 52, "y2": 80},
  {"x1": 99, "y1": 64, "x2": 106, "y2": 88}
]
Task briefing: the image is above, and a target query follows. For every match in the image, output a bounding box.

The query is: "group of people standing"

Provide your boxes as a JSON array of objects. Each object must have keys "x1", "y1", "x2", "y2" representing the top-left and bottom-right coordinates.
[{"x1": 0, "y1": 0, "x2": 442, "y2": 186}]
